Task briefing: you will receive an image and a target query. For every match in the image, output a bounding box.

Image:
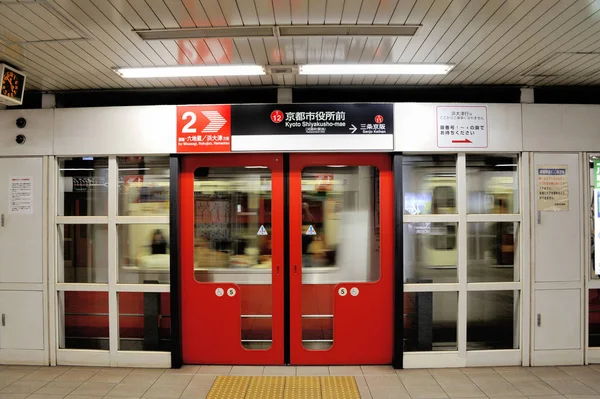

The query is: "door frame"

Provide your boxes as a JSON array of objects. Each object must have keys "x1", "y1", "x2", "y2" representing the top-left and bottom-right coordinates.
[{"x1": 175, "y1": 153, "x2": 396, "y2": 366}]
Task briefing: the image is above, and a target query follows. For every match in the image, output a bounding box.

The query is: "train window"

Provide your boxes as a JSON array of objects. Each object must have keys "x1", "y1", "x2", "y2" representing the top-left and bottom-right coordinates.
[
  {"x1": 403, "y1": 155, "x2": 457, "y2": 215},
  {"x1": 403, "y1": 223, "x2": 458, "y2": 284},
  {"x1": 466, "y1": 155, "x2": 519, "y2": 214},
  {"x1": 58, "y1": 157, "x2": 109, "y2": 216},
  {"x1": 117, "y1": 157, "x2": 170, "y2": 216},
  {"x1": 467, "y1": 222, "x2": 520, "y2": 283}
]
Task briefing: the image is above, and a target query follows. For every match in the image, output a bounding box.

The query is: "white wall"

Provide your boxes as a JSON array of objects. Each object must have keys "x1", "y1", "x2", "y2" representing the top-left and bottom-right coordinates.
[
  {"x1": 394, "y1": 103, "x2": 523, "y2": 153},
  {"x1": 523, "y1": 104, "x2": 600, "y2": 151},
  {"x1": 53, "y1": 106, "x2": 176, "y2": 155},
  {"x1": 0, "y1": 109, "x2": 53, "y2": 156}
]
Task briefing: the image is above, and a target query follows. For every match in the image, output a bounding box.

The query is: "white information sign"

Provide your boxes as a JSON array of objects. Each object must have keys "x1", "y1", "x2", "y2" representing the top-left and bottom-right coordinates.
[
  {"x1": 536, "y1": 165, "x2": 569, "y2": 212},
  {"x1": 436, "y1": 106, "x2": 488, "y2": 148},
  {"x1": 9, "y1": 176, "x2": 33, "y2": 214}
]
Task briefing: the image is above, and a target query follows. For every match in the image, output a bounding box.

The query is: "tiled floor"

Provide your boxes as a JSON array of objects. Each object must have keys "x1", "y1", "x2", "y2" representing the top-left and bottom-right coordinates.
[{"x1": 1, "y1": 364, "x2": 600, "y2": 399}]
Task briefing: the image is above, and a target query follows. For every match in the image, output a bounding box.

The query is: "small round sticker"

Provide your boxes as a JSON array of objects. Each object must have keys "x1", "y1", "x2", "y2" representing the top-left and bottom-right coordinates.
[
  {"x1": 350, "y1": 287, "x2": 359, "y2": 297},
  {"x1": 338, "y1": 287, "x2": 347, "y2": 297},
  {"x1": 215, "y1": 288, "x2": 224, "y2": 297},
  {"x1": 227, "y1": 287, "x2": 236, "y2": 297}
]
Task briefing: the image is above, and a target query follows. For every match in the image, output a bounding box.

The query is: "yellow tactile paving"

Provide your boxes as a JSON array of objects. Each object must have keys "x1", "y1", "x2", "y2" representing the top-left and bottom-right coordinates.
[
  {"x1": 205, "y1": 375, "x2": 360, "y2": 399},
  {"x1": 206, "y1": 376, "x2": 251, "y2": 399},
  {"x1": 246, "y1": 376, "x2": 285, "y2": 399},
  {"x1": 321, "y1": 376, "x2": 360, "y2": 399}
]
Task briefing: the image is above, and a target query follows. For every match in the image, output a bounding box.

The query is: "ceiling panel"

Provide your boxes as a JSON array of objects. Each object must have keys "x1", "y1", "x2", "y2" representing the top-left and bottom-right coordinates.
[{"x1": 1, "y1": 0, "x2": 600, "y2": 91}]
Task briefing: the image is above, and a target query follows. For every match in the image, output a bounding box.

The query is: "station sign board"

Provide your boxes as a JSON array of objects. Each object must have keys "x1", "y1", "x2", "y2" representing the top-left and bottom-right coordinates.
[{"x1": 176, "y1": 103, "x2": 393, "y2": 153}]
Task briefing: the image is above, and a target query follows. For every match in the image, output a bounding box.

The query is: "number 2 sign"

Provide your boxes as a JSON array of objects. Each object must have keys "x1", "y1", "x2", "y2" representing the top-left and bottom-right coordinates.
[{"x1": 176, "y1": 105, "x2": 231, "y2": 153}]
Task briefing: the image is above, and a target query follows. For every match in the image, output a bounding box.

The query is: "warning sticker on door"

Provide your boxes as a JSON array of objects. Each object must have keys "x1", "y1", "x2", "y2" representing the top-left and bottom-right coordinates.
[
  {"x1": 305, "y1": 225, "x2": 316, "y2": 235},
  {"x1": 537, "y1": 165, "x2": 569, "y2": 212},
  {"x1": 257, "y1": 225, "x2": 268, "y2": 235},
  {"x1": 9, "y1": 176, "x2": 33, "y2": 214}
]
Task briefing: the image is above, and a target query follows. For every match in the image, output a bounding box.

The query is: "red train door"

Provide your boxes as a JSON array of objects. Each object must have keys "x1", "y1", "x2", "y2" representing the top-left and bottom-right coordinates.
[
  {"x1": 180, "y1": 154, "x2": 285, "y2": 364},
  {"x1": 289, "y1": 154, "x2": 393, "y2": 364},
  {"x1": 180, "y1": 153, "x2": 393, "y2": 365}
]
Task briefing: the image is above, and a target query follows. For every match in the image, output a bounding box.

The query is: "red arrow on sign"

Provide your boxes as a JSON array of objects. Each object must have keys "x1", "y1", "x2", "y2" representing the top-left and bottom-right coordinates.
[{"x1": 452, "y1": 138, "x2": 472, "y2": 143}]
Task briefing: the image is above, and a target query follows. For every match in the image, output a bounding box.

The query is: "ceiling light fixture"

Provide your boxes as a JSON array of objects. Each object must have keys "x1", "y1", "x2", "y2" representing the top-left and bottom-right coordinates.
[
  {"x1": 299, "y1": 64, "x2": 454, "y2": 75},
  {"x1": 114, "y1": 65, "x2": 265, "y2": 78}
]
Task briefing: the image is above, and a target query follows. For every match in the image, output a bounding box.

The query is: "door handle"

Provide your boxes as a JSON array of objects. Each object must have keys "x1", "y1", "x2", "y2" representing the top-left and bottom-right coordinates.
[
  {"x1": 537, "y1": 314, "x2": 541, "y2": 327},
  {"x1": 537, "y1": 211, "x2": 541, "y2": 224},
  {"x1": 1, "y1": 314, "x2": 5, "y2": 327},
  {"x1": 276, "y1": 265, "x2": 280, "y2": 275},
  {"x1": 293, "y1": 265, "x2": 297, "y2": 275},
  {"x1": 1, "y1": 213, "x2": 4, "y2": 227}
]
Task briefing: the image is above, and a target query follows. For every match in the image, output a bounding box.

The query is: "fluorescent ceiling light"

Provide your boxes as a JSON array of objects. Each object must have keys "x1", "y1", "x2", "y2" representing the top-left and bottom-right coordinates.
[
  {"x1": 135, "y1": 26, "x2": 275, "y2": 40},
  {"x1": 299, "y1": 64, "x2": 454, "y2": 75},
  {"x1": 115, "y1": 65, "x2": 265, "y2": 78},
  {"x1": 495, "y1": 164, "x2": 517, "y2": 167},
  {"x1": 245, "y1": 166, "x2": 268, "y2": 169},
  {"x1": 134, "y1": 25, "x2": 419, "y2": 41}
]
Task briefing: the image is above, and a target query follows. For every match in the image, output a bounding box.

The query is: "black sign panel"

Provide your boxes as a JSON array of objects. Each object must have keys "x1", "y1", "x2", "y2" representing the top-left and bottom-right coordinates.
[{"x1": 231, "y1": 103, "x2": 393, "y2": 135}]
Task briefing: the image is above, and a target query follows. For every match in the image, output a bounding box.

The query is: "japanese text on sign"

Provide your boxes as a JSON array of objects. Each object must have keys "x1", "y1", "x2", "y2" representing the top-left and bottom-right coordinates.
[
  {"x1": 537, "y1": 166, "x2": 569, "y2": 212},
  {"x1": 9, "y1": 176, "x2": 33, "y2": 214},
  {"x1": 437, "y1": 106, "x2": 488, "y2": 148}
]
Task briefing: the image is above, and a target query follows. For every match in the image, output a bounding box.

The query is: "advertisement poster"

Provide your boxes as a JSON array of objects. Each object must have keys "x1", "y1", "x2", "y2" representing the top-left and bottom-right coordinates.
[
  {"x1": 536, "y1": 165, "x2": 569, "y2": 211},
  {"x1": 9, "y1": 176, "x2": 33, "y2": 214}
]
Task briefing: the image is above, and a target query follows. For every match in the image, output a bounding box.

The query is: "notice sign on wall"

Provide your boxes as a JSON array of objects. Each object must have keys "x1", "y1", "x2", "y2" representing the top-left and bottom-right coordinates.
[
  {"x1": 537, "y1": 165, "x2": 569, "y2": 212},
  {"x1": 437, "y1": 106, "x2": 488, "y2": 148},
  {"x1": 9, "y1": 176, "x2": 33, "y2": 214},
  {"x1": 176, "y1": 105, "x2": 231, "y2": 153}
]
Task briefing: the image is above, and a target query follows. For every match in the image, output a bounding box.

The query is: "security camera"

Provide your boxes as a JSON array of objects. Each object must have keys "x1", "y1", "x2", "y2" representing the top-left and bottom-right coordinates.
[
  {"x1": 15, "y1": 134, "x2": 26, "y2": 145},
  {"x1": 15, "y1": 117, "x2": 26, "y2": 128}
]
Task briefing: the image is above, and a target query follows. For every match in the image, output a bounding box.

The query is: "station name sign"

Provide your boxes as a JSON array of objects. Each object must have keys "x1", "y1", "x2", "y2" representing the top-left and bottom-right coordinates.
[
  {"x1": 176, "y1": 103, "x2": 393, "y2": 153},
  {"x1": 231, "y1": 103, "x2": 393, "y2": 136}
]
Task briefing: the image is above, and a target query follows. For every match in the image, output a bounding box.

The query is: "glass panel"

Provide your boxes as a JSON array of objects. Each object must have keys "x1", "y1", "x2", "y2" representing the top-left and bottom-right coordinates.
[
  {"x1": 466, "y1": 154, "x2": 519, "y2": 214},
  {"x1": 193, "y1": 167, "x2": 272, "y2": 350},
  {"x1": 59, "y1": 291, "x2": 108, "y2": 350},
  {"x1": 404, "y1": 291, "x2": 458, "y2": 351},
  {"x1": 302, "y1": 285, "x2": 334, "y2": 350},
  {"x1": 58, "y1": 157, "x2": 108, "y2": 216},
  {"x1": 118, "y1": 292, "x2": 171, "y2": 351},
  {"x1": 468, "y1": 222, "x2": 520, "y2": 282},
  {"x1": 118, "y1": 156, "x2": 170, "y2": 216},
  {"x1": 467, "y1": 291, "x2": 519, "y2": 350},
  {"x1": 404, "y1": 223, "x2": 457, "y2": 283},
  {"x1": 403, "y1": 155, "x2": 457, "y2": 215},
  {"x1": 300, "y1": 166, "x2": 380, "y2": 280},
  {"x1": 118, "y1": 224, "x2": 170, "y2": 284},
  {"x1": 58, "y1": 224, "x2": 108, "y2": 283},
  {"x1": 590, "y1": 289, "x2": 600, "y2": 347},
  {"x1": 589, "y1": 156, "x2": 600, "y2": 280},
  {"x1": 241, "y1": 285, "x2": 272, "y2": 350}
]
